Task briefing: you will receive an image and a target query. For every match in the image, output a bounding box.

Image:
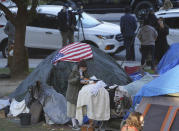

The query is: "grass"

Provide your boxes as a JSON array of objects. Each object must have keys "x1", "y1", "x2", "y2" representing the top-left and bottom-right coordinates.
[
  {"x1": 0, "y1": 68, "x2": 10, "y2": 74},
  {"x1": 145, "y1": 69, "x2": 156, "y2": 74}
]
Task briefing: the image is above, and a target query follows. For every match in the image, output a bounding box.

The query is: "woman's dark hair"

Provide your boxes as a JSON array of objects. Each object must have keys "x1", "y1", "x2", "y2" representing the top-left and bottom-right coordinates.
[
  {"x1": 125, "y1": 7, "x2": 131, "y2": 13},
  {"x1": 78, "y1": 60, "x2": 87, "y2": 67},
  {"x1": 158, "y1": 17, "x2": 164, "y2": 21}
]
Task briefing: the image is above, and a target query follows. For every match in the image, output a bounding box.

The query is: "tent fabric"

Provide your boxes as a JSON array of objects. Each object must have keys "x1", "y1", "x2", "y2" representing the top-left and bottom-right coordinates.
[
  {"x1": 39, "y1": 85, "x2": 70, "y2": 124},
  {"x1": 136, "y1": 96, "x2": 179, "y2": 131},
  {"x1": 136, "y1": 65, "x2": 179, "y2": 97},
  {"x1": 142, "y1": 104, "x2": 169, "y2": 131},
  {"x1": 10, "y1": 45, "x2": 131, "y2": 101},
  {"x1": 157, "y1": 43, "x2": 179, "y2": 74},
  {"x1": 123, "y1": 73, "x2": 154, "y2": 96}
]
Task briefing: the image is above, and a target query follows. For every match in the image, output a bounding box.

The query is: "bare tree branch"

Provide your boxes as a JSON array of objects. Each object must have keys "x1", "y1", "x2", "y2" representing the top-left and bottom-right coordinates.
[{"x1": 0, "y1": 3, "x2": 15, "y2": 24}]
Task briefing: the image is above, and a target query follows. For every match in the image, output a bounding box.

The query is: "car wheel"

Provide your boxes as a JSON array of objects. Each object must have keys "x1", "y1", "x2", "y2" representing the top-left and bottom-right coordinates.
[
  {"x1": 2, "y1": 41, "x2": 8, "y2": 58},
  {"x1": 134, "y1": 1, "x2": 154, "y2": 19}
]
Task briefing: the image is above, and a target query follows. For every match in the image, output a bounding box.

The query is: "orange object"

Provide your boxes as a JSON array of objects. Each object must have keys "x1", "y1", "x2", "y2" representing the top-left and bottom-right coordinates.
[{"x1": 81, "y1": 125, "x2": 94, "y2": 131}]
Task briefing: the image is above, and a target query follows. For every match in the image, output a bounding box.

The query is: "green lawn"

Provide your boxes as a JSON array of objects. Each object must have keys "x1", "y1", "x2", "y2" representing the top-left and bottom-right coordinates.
[{"x1": 0, "y1": 68, "x2": 34, "y2": 74}]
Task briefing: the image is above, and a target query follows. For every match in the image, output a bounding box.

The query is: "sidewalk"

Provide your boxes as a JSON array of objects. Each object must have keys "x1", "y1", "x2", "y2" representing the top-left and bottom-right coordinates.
[{"x1": 0, "y1": 58, "x2": 43, "y2": 68}]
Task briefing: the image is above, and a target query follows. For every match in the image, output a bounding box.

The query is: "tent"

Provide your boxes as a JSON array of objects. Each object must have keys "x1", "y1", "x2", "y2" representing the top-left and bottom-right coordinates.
[
  {"x1": 136, "y1": 96, "x2": 179, "y2": 131},
  {"x1": 10, "y1": 45, "x2": 131, "y2": 101},
  {"x1": 157, "y1": 43, "x2": 179, "y2": 74},
  {"x1": 8, "y1": 44, "x2": 131, "y2": 124},
  {"x1": 134, "y1": 65, "x2": 179, "y2": 131}
]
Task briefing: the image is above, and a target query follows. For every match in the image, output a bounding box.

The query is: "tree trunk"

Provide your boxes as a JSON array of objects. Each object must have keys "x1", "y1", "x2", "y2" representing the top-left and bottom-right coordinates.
[{"x1": 11, "y1": 10, "x2": 29, "y2": 78}]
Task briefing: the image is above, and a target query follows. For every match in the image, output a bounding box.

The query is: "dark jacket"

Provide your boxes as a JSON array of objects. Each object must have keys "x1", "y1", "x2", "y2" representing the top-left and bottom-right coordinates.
[
  {"x1": 155, "y1": 24, "x2": 169, "y2": 62},
  {"x1": 4, "y1": 20, "x2": 15, "y2": 43},
  {"x1": 57, "y1": 9, "x2": 77, "y2": 32},
  {"x1": 66, "y1": 65, "x2": 81, "y2": 105},
  {"x1": 147, "y1": 13, "x2": 158, "y2": 29},
  {"x1": 120, "y1": 13, "x2": 137, "y2": 37}
]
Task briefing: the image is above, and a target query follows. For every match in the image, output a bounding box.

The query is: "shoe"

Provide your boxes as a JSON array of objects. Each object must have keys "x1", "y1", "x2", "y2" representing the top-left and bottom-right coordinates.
[{"x1": 72, "y1": 125, "x2": 80, "y2": 130}]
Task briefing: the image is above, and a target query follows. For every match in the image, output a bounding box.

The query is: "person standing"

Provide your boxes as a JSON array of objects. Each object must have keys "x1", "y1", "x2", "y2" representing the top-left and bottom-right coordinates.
[
  {"x1": 66, "y1": 61, "x2": 89, "y2": 130},
  {"x1": 120, "y1": 7, "x2": 137, "y2": 61},
  {"x1": 137, "y1": 19, "x2": 158, "y2": 70},
  {"x1": 160, "y1": 0, "x2": 173, "y2": 10},
  {"x1": 57, "y1": 3, "x2": 77, "y2": 47},
  {"x1": 155, "y1": 17, "x2": 169, "y2": 63},
  {"x1": 4, "y1": 15, "x2": 15, "y2": 68},
  {"x1": 147, "y1": 8, "x2": 158, "y2": 29}
]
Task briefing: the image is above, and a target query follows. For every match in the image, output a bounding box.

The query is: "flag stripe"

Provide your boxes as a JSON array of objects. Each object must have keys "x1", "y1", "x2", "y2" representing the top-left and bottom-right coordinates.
[
  {"x1": 60, "y1": 48, "x2": 92, "y2": 59},
  {"x1": 62, "y1": 46, "x2": 91, "y2": 55},
  {"x1": 52, "y1": 43, "x2": 93, "y2": 64},
  {"x1": 61, "y1": 44, "x2": 91, "y2": 54},
  {"x1": 60, "y1": 42, "x2": 79, "y2": 52},
  {"x1": 61, "y1": 53, "x2": 92, "y2": 62},
  {"x1": 63, "y1": 50, "x2": 92, "y2": 60},
  {"x1": 60, "y1": 42, "x2": 85, "y2": 53}
]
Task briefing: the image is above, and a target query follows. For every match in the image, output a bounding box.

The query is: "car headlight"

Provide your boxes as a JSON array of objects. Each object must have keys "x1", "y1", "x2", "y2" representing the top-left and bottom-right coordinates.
[{"x1": 96, "y1": 35, "x2": 114, "y2": 39}]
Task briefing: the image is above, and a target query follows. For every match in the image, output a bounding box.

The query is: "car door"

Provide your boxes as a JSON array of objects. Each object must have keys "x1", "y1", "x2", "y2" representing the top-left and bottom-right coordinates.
[
  {"x1": 80, "y1": 0, "x2": 130, "y2": 13},
  {"x1": 164, "y1": 17, "x2": 179, "y2": 45},
  {"x1": 25, "y1": 13, "x2": 62, "y2": 50}
]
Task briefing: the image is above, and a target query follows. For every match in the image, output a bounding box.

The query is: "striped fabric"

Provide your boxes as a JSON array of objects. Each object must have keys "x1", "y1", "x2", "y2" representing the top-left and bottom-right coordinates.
[{"x1": 52, "y1": 42, "x2": 93, "y2": 64}]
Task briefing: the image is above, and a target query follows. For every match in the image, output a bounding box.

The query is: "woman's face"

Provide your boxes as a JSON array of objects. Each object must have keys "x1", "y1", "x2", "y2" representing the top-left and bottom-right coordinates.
[
  {"x1": 158, "y1": 19, "x2": 164, "y2": 25},
  {"x1": 79, "y1": 67, "x2": 87, "y2": 72}
]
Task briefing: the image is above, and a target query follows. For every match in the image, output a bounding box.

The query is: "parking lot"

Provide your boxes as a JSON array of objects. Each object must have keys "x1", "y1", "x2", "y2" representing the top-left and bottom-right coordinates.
[{"x1": 0, "y1": 12, "x2": 142, "y2": 69}]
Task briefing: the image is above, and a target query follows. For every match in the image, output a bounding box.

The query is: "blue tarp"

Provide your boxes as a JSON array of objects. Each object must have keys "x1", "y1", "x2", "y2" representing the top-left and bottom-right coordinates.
[
  {"x1": 124, "y1": 65, "x2": 179, "y2": 120},
  {"x1": 136, "y1": 65, "x2": 179, "y2": 97},
  {"x1": 157, "y1": 43, "x2": 179, "y2": 74}
]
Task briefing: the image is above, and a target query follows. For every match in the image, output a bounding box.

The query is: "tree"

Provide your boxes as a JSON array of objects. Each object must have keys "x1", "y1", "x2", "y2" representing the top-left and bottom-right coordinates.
[{"x1": 0, "y1": 0, "x2": 38, "y2": 78}]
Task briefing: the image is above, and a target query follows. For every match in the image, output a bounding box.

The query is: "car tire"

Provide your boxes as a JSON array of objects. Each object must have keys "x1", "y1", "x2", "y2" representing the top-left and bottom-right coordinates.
[
  {"x1": 134, "y1": 1, "x2": 154, "y2": 19},
  {"x1": 2, "y1": 40, "x2": 8, "y2": 58}
]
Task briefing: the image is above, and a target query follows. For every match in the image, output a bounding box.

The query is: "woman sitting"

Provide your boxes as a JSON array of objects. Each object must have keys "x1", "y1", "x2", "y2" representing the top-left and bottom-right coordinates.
[{"x1": 121, "y1": 112, "x2": 144, "y2": 131}]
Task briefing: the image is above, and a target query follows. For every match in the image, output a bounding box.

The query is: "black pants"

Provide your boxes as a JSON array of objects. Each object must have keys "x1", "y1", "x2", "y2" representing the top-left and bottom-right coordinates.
[
  {"x1": 124, "y1": 36, "x2": 135, "y2": 61},
  {"x1": 141, "y1": 45, "x2": 155, "y2": 69}
]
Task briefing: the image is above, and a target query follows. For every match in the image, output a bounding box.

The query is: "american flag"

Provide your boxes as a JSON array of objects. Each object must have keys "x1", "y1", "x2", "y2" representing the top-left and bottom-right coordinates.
[{"x1": 52, "y1": 42, "x2": 93, "y2": 64}]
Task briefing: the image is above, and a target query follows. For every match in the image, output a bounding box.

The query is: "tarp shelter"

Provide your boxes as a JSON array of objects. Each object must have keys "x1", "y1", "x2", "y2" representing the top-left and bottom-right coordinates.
[
  {"x1": 135, "y1": 65, "x2": 179, "y2": 131},
  {"x1": 10, "y1": 44, "x2": 132, "y2": 101},
  {"x1": 157, "y1": 43, "x2": 179, "y2": 74}
]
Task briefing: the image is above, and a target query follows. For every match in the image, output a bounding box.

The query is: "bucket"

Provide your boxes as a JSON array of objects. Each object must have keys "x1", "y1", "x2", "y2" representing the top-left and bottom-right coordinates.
[{"x1": 19, "y1": 113, "x2": 31, "y2": 126}]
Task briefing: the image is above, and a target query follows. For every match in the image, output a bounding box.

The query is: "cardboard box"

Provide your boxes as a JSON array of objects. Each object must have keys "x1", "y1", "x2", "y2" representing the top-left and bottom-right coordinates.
[{"x1": 0, "y1": 110, "x2": 6, "y2": 118}]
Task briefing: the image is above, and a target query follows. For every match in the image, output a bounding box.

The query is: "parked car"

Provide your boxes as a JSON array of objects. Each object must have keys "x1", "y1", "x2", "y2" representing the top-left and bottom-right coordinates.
[
  {"x1": 47, "y1": 0, "x2": 179, "y2": 18},
  {"x1": 0, "y1": 5, "x2": 124, "y2": 58},
  {"x1": 0, "y1": 0, "x2": 16, "y2": 7},
  {"x1": 155, "y1": 8, "x2": 179, "y2": 45}
]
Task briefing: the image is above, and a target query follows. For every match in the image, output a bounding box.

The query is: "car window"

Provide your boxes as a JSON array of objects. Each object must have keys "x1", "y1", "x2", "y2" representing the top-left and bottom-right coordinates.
[
  {"x1": 164, "y1": 17, "x2": 179, "y2": 29},
  {"x1": 80, "y1": 0, "x2": 128, "y2": 4},
  {"x1": 28, "y1": 13, "x2": 58, "y2": 29},
  {"x1": 76, "y1": 12, "x2": 101, "y2": 28}
]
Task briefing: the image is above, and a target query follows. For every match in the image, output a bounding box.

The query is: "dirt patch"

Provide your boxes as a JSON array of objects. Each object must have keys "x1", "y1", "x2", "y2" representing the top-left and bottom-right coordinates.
[{"x1": 0, "y1": 118, "x2": 73, "y2": 131}]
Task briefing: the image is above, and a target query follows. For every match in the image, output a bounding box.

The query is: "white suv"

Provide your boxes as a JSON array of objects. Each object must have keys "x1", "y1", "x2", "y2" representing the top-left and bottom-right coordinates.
[
  {"x1": 0, "y1": 5, "x2": 124, "y2": 58},
  {"x1": 155, "y1": 8, "x2": 179, "y2": 45}
]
